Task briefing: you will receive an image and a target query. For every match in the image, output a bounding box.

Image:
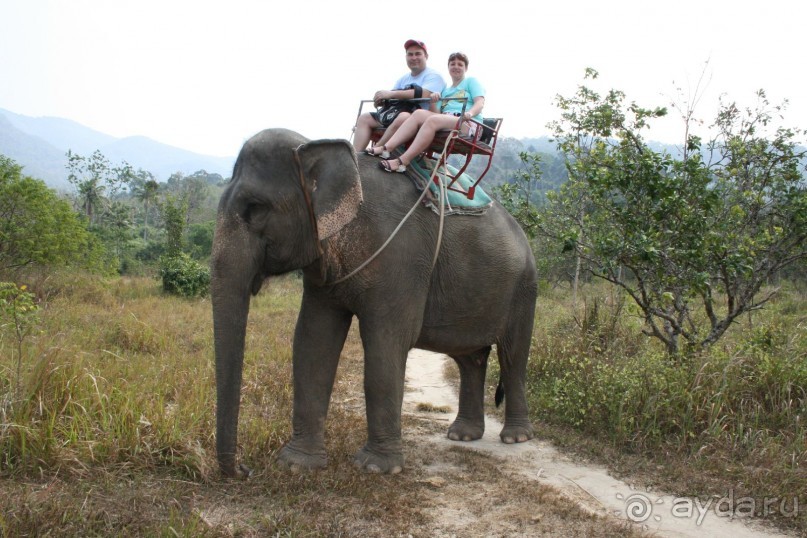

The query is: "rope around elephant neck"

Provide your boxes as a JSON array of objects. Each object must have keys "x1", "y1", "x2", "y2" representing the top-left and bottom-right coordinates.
[
  {"x1": 327, "y1": 136, "x2": 453, "y2": 285},
  {"x1": 294, "y1": 138, "x2": 453, "y2": 286}
]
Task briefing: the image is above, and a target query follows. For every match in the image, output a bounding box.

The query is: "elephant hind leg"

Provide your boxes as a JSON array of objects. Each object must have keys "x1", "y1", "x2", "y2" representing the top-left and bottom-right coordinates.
[
  {"x1": 496, "y1": 278, "x2": 537, "y2": 444},
  {"x1": 496, "y1": 327, "x2": 536, "y2": 444},
  {"x1": 447, "y1": 347, "x2": 491, "y2": 442}
]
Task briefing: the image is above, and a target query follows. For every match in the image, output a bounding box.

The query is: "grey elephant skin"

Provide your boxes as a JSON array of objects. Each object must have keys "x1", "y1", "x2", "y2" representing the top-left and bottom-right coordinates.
[{"x1": 211, "y1": 128, "x2": 537, "y2": 477}]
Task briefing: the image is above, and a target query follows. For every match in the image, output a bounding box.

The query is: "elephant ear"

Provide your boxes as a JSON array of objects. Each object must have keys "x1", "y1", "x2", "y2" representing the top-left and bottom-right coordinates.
[{"x1": 295, "y1": 139, "x2": 363, "y2": 240}]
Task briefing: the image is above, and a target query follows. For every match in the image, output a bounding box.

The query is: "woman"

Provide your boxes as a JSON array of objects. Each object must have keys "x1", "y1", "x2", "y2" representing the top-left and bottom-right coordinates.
[{"x1": 366, "y1": 52, "x2": 485, "y2": 173}]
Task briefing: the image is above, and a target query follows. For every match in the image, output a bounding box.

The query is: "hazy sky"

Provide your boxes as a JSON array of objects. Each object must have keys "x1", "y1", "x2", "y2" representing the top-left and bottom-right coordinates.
[{"x1": 2, "y1": 0, "x2": 805, "y2": 157}]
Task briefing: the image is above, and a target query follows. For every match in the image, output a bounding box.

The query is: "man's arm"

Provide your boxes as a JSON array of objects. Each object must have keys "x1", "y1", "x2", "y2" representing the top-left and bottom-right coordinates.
[{"x1": 373, "y1": 86, "x2": 426, "y2": 102}]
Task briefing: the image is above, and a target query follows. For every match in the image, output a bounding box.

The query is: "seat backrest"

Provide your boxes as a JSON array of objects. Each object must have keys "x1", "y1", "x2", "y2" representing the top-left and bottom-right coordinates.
[{"x1": 479, "y1": 118, "x2": 501, "y2": 145}]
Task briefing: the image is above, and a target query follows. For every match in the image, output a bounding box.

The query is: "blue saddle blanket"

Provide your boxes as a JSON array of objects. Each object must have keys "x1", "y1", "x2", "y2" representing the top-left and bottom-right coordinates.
[{"x1": 407, "y1": 156, "x2": 492, "y2": 215}]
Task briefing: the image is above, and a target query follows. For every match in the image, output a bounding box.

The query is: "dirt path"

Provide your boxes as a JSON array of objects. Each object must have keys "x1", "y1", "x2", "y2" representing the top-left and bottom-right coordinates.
[{"x1": 403, "y1": 349, "x2": 793, "y2": 537}]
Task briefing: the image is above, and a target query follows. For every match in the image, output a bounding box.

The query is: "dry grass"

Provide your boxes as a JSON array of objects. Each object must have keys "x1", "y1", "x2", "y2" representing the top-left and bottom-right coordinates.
[
  {"x1": 0, "y1": 273, "x2": 642, "y2": 537},
  {"x1": 518, "y1": 282, "x2": 807, "y2": 535},
  {"x1": 415, "y1": 403, "x2": 452, "y2": 414},
  {"x1": 4, "y1": 271, "x2": 804, "y2": 535}
]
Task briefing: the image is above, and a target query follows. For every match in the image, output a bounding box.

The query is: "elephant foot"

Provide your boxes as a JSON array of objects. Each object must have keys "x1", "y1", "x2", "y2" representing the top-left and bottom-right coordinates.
[
  {"x1": 353, "y1": 446, "x2": 404, "y2": 474},
  {"x1": 277, "y1": 443, "x2": 328, "y2": 472},
  {"x1": 219, "y1": 460, "x2": 253, "y2": 479},
  {"x1": 499, "y1": 421, "x2": 535, "y2": 444},
  {"x1": 447, "y1": 418, "x2": 484, "y2": 442}
]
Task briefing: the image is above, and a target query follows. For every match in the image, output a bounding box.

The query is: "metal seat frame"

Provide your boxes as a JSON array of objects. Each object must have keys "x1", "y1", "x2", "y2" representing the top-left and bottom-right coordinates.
[{"x1": 358, "y1": 98, "x2": 502, "y2": 200}]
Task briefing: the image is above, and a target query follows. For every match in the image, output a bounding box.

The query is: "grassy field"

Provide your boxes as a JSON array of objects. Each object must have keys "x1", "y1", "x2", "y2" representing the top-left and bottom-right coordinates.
[
  {"x1": 1, "y1": 272, "x2": 804, "y2": 535},
  {"x1": 513, "y1": 283, "x2": 807, "y2": 534},
  {"x1": 1, "y1": 274, "x2": 648, "y2": 537}
]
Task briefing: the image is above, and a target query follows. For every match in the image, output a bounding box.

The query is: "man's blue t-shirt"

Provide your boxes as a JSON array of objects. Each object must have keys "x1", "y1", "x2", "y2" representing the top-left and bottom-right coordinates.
[
  {"x1": 393, "y1": 67, "x2": 446, "y2": 110},
  {"x1": 440, "y1": 77, "x2": 485, "y2": 122}
]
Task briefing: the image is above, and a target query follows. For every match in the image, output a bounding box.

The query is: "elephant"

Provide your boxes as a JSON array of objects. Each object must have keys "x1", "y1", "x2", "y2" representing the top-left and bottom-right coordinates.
[{"x1": 211, "y1": 128, "x2": 537, "y2": 477}]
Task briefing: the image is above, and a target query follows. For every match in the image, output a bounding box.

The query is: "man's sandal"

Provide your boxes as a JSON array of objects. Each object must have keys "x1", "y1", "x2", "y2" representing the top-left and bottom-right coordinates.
[
  {"x1": 364, "y1": 145, "x2": 390, "y2": 159},
  {"x1": 379, "y1": 158, "x2": 406, "y2": 173}
]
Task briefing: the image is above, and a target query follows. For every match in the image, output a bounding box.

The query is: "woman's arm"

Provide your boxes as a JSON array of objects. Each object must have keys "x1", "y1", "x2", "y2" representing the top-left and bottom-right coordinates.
[{"x1": 463, "y1": 96, "x2": 485, "y2": 120}]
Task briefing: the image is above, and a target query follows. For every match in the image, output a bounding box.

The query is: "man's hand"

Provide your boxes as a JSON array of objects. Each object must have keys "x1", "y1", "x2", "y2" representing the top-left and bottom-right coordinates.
[{"x1": 373, "y1": 90, "x2": 393, "y2": 106}]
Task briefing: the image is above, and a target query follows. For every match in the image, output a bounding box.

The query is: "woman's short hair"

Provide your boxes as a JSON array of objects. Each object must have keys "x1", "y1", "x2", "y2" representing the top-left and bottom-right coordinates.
[{"x1": 448, "y1": 52, "x2": 469, "y2": 67}]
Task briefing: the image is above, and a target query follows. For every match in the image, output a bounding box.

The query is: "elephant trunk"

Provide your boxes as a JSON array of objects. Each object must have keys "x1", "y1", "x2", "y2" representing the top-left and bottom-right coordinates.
[{"x1": 211, "y1": 216, "x2": 258, "y2": 477}]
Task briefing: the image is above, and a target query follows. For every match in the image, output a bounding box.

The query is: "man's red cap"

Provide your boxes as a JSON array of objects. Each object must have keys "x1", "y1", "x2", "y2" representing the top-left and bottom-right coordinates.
[{"x1": 404, "y1": 39, "x2": 427, "y2": 53}]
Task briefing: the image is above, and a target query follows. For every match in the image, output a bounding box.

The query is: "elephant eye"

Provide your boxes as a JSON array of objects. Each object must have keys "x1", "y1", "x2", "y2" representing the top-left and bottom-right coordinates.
[
  {"x1": 242, "y1": 204, "x2": 256, "y2": 223},
  {"x1": 243, "y1": 202, "x2": 270, "y2": 225}
]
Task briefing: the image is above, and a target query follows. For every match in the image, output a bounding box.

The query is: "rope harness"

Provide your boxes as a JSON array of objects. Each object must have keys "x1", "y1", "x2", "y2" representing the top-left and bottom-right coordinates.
[{"x1": 291, "y1": 135, "x2": 456, "y2": 286}]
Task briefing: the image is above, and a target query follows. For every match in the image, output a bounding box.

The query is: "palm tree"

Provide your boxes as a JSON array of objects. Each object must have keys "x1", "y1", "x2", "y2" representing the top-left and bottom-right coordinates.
[
  {"x1": 76, "y1": 177, "x2": 106, "y2": 225},
  {"x1": 135, "y1": 178, "x2": 160, "y2": 240},
  {"x1": 66, "y1": 149, "x2": 134, "y2": 227}
]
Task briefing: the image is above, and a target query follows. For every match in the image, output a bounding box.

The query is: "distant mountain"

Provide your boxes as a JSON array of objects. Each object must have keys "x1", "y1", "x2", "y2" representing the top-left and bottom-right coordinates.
[
  {"x1": 0, "y1": 108, "x2": 235, "y2": 190},
  {"x1": 0, "y1": 114, "x2": 71, "y2": 189}
]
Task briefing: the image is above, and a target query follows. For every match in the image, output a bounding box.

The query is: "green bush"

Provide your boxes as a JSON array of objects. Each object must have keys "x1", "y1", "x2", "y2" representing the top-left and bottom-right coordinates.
[
  {"x1": 0, "y1": 155, "x2": 110, "y2": 275},
  {"x1": 524, "y1": 284, "x2": 807, "y2": 512},
  {"x1": 158, "y1": 253, "x2": 210, "y2": 297},
  {"x1": 187, "y1": 221, "x2": 215, "y2": 260}
]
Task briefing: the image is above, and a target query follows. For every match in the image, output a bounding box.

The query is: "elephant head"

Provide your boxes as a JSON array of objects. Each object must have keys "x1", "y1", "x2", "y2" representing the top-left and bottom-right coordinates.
[{"x1": 211, "y1": 128, "x2": 362, "y2": 477}]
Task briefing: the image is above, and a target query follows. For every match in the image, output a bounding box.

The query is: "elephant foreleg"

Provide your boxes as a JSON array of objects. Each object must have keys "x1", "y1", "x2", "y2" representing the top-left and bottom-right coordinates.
[
  {"x1": 353, "y1": 327, "x2": 413, "y2": 474},
  {"x1": 278, "y1": 297, "x2": 352, "y2": 470},
  {"x1": 447, "y1": 347, "x2": 491, "y2": 441}
]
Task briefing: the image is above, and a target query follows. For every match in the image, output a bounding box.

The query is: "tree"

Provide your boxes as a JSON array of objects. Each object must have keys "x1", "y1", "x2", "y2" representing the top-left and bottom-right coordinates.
[
  {"x1": 0, "y1": 155, "x2": 108, "y2": 275},
  {"x1": 492, "y1": 152, "x2": 544, "y2": 239},
  {"x1": 157, "y1": 194, "x2": 210, "y2": 297},
  {"x1": 187, "y1": 221, "x2": 215, "y2": 259},
  {"x1": 100, "y1": 200, "x2": 134, "y2": 259},
  {"x1": 0, "y1": 282, "x2": 39, "y2": 399},
  {"x1": 541, "y1": 70, "x2": 807, "y2": 354},
  {"x1": 160, "y1": 194, "x2": 187, "y2": 258},
  {"x1": 66, "y1": 150, "x2": 134, "y2": 225},
  {"x1": 180, "y1": 176, "x2": 211, "y2": 225},
  {"x1": 492, "y1": 152, "x2": 580, "y2": 289},
  {"x1": 186, "y1": 169, "x2": 225, "y2": 186},
  {"x1": 131, "y1": 170, "x2": 160, "y2": 240}
]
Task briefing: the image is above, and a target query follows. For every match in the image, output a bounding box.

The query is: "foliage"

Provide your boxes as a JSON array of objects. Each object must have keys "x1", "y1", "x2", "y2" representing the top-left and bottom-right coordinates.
[
  {"x1": 158, "y1": 253, "x2": 210, "y2": 297},
  {"x1": 81, "y1": 162, "x2": 222, "y2": 275},
  {"x1": 64, "y1": 150, "x2": 146, "y2": 273},
  {"x1": 0, "y1": 155, "x2": 109, "y2": 274},
  {"x1": 165, "y1": 171, "x2": 215, "y2": 225},
  {"x1": 0, "y1": 282, "x2": 40, "y2": 400},
  {"x1": 187, "y1": 221, "x2": 215, "y2": 260},
  {"x1": 491, "y1": 152, "x2": 544, "y2": 238},
  {"x1": 129, "y1": 170, "x2": 161, "y2": 241},
  {"x1": 492, "y1": 152, "x2": 580, "y2": 287},
  {"x1": 522, "y1": 285, "x2": 806, "y2": 532},
  {"x1": 541, "y1": 69, "x2": 807, "y2": 354},
  {"x1": 66, "y1": 150, "x2": 134, "y2": 225},
  {"x1": 159, "y1": 194, "x2": 188, "y2": 258}
]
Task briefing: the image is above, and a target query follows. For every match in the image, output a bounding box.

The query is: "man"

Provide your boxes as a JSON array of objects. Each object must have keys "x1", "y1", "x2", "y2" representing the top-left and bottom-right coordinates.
[{"x1": 352, "y1": 39, "x2": 446, "y2": 152}]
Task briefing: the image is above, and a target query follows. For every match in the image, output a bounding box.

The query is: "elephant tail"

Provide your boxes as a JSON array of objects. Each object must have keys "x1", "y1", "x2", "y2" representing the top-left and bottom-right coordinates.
[{"x1": 494, "y1": 378, "x2": 504, "y2": 408}]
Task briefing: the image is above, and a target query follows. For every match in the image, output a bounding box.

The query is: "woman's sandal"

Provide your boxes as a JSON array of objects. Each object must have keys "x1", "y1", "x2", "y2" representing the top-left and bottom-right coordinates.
[
  {"x1": 379, "y1": 158, "x2": 406, "y2": 173},
  {"x1": 364, "y1": 145, "x2": 390, "y2": 159}
]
